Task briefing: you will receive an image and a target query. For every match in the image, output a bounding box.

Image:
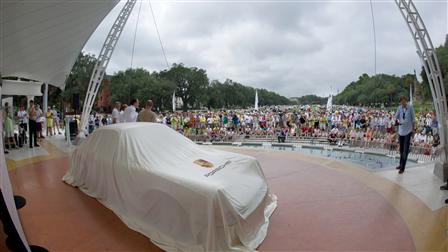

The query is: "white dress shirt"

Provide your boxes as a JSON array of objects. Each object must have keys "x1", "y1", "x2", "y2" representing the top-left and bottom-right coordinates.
[
  {"x1": 112, "y1": 108, "x2": 121, "y2": 123},
  {"x1": 123, "y1": 105, "x2": 138, "y2": 123}
]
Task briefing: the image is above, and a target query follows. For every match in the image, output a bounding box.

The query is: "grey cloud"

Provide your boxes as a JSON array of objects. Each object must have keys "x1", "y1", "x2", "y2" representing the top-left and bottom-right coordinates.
[{"x1": 83, "y1": 0, "x2": 447, "y2": 98}]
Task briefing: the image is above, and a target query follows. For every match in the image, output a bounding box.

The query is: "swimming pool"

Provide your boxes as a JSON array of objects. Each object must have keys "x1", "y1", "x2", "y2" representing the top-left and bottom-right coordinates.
[
  {"x1": 279, "y1": 146, "x2": 414, "y2": 170},
  {"x1": 207, "y1": 142, "x2": 417, "y2": 171}
]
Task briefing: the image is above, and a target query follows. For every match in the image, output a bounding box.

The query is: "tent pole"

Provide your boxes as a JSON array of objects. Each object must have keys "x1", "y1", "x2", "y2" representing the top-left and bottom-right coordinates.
[
  {"x1": 43, "y1": 83, "x2": 48, "y2": 115},
  {"x1": 395, "y1": 0, "x2": 448, "y2": 183},
  {"x1": 78, "y1": 0, "x2": 137, "y2": 137}
]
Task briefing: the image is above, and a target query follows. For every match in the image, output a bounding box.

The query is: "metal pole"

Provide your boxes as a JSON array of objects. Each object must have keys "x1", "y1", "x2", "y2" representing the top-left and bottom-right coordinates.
[
  {"x1": 395, "y1": 0, "x2": 448, "y2": 181},
  {"x1": 79, "y1": 0, "x2": 137, "y2": 137},
  {"x1": 43, "y1": 83, "x2": 48, "y2": 115}
]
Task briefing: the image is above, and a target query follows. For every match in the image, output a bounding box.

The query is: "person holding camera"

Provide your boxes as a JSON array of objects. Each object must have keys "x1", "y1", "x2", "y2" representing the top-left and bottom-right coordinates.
[{"x1": 395, "y1": 96, "x2": 415, "y2": 174}]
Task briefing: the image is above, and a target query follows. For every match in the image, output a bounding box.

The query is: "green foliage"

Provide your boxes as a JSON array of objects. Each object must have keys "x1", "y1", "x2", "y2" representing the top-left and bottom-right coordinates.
[
  {"x1": 420, "y1": 36, "x2": 448, "y2": 101},
  {"x1": 109, "y1": 68, "x2": 176, "y2": 111},
  {"x1": 202, "y1": 79, "x2": 292, "y2": 109},
  {"x1": 107, "y1": 64, "x2": 291, "y2": 111},
  {"x1": 257, "y1": 88, "x2": 292, "y2": 106},
  {"x1": 158, "y1": 63, "x2": 209, "y2": 111},
  {"x1": 290, "y1": 95, "x2": 327, "y2": 105},
  {"x1": 334, "y1": 73, "x2": 412, "y2": 106},
  {"x1": 335, "y1": 36, "x2": 448, "y2": 107},
  {"x1": 45, "y1": 35, "x2": 448, "y2": 112},
  {"x1": 60, "y1": 52, "x2": 97, "y2": 106}
]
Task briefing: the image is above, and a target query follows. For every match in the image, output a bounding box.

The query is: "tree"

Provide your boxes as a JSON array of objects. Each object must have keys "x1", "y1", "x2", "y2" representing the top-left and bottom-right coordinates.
[
  {"x1": 420, "y1": 36, "x2": 448, "y2": 103},
  {"x1": 159, "y1": 63, "x2": 209, "y2": 111},
  {"x1": 109, "y1": 68, "x2": 176, "y2": 111},
  {"x1": 334, "y1": 73, "x2": 410, "y2": 106},
  {"x1": 290, "y1": 95, "x2": 327, "y2": 105},
  {"x1": 60, "y1": 52, "x2": 97, "y2": 108},
  {"x1": 205, "y1": 80, "x2": 225, "y2": 109}
]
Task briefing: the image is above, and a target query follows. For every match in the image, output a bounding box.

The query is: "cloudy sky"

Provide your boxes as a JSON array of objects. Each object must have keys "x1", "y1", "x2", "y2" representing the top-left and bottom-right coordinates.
[{"x1": 83, "y1": 0, "x2": 447, "y2": 98}]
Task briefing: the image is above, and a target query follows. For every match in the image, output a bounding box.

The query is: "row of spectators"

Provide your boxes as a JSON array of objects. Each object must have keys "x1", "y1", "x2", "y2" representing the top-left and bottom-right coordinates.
[
  {"x1": 2, "y1": 103, "x2": 62, "y2": 151},
  {"x1": 154, "y1": 105, "x2": 441, "y2": 155},
  {"x1": 88, "y1": 103, "x2": 442, "y2": 156}
]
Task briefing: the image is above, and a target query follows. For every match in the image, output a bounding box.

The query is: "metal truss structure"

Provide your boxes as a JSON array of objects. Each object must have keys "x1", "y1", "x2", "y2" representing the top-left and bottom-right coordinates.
[
  {"x1": 395, "y1": 0, "x2": 448, "y2": 171},
  {"x1": 79, "y1": 0, "x2": 137, "y2": 135}
]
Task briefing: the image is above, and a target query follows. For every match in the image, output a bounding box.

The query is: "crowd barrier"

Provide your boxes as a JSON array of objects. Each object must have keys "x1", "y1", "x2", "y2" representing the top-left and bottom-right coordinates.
[{"x1": 184, "y1": 132, "x2": 443, "y2": 163}]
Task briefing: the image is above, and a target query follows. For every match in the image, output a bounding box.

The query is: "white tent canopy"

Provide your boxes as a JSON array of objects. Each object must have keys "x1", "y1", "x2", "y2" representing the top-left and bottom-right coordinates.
[
  {"x1": 0, "y1": 1, "x2": 120, "y2": 250},
  {"x1": 0, "y1": 0, "x2": 120, "y2": 89},
  {"x1": 2, "y1": 79, "x2": 43, "y2": 97}
]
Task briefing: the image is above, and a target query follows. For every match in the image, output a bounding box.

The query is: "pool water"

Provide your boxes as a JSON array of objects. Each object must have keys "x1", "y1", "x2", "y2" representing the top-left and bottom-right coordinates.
[{"x1": 241, "y1": 144, "x2": 416, "y2": 170}]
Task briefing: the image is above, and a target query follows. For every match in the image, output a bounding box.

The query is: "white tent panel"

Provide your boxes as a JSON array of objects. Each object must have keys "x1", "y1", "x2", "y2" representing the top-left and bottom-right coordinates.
[
  {"x1": 0, "y1": 0, "x2": 120, "y2": 89},
  {"x1": 2, "y1": 80, "x2": 43, "y2": 97}
]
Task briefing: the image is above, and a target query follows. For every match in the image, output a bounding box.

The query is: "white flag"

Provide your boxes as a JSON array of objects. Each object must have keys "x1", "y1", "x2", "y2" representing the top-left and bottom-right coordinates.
[
  {"x1": 326, "y1": 95, "x2": 332, "y2": 112},
  {"x1": 172, "y1": 91, "x2": 176, "y2": 112},
  {"x1": 255, "y1": 90, "x2": 259, "y2": 110}
]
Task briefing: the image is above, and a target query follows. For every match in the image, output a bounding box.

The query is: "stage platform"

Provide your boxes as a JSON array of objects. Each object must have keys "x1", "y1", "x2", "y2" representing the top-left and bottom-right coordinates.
[{"x1": 1, "y1": 135, "x2": 447, "y2": 251}]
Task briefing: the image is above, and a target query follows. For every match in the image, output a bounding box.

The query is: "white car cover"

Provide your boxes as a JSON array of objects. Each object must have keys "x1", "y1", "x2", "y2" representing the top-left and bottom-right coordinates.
[{"x1": 63, "y1": 123, "x2": 277, "y2": 251}]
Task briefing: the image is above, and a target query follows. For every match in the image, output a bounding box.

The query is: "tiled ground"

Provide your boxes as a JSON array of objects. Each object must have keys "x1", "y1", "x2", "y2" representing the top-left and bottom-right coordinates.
[
  {"x1": 376, "y1": 163, "x2": 448, "y2": 211},
  {"x1": 0, "y1": 138, "x2": 446, "y2": 251}
]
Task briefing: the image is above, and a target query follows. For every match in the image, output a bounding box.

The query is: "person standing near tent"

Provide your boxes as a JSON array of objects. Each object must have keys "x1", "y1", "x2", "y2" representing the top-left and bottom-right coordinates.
[
  {"x1": 120, "y1": 104, "x2": 127, "y2": 123},
  {"x1": 35, "y1": 104, "x2": 44, "y2": 139},
  {"x1": 46, "y1": 107, "x2": 53, "y2": 137},
  {"x1": 28, "y1": 100, "x2": 39, "y2": 148},
  {"x1": 51, "y1": 106, "x2": 62, "y2": 135},
  {"x1": 137, "y1": 100, "x2": 157, "y2": 123},
  {"x1": 17, "y1": 105, "x2": 27, "y2": 147},
  {"x1": 3, "y1": 102, "x2": 16, "y2": 149},
  {"x1": 395, "y1": 96, "x2": 415, "y2": 174},
  {"x1": 112, "y1": 102, "x2": 121, "y2": 124},
  {"x1": 123, "y1": 99, "x2": 139, "y2": 123}
]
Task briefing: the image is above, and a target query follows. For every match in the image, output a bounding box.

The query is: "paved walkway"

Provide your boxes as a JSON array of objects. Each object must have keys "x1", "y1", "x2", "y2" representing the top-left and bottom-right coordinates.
[{"x1": 0, "y1": 136, "x2": 446, "y2": 251}]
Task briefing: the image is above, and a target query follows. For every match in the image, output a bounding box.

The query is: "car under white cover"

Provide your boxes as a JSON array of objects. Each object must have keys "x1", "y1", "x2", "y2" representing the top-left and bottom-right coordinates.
[{"x1": 63, "y1": 123, "x2": 277, "y2": 252}]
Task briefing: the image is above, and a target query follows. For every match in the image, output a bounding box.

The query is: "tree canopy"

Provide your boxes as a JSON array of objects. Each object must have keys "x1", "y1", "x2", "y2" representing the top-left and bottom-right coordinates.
[
  {"x1": 333, "y1": 36, "x2": 448, "y2": 107},
  {"x1": 290, "y1": 95, "x2": 327, "y2": 105},
  {"x1": 420, "y1": 35, "x2": 448, "y2": 101},
  {"x1": 53, "y1": 35, "x2": 448, "y2": 111},
  {"x1": 158, "y1": 63, "x2": 209, "y2": 111},
  {"x1": 108, "y1": 68, "x2": 176, "y2": 111},
  {"x1": 333, "y1": 73, "x2": 413, "y2": 106},
  {"x1": 55, "y1": 54, "x2": 292, "y2": 112},
  {"x1": 108, "y1": 63, "x2": 292, "y2": 111},
  {"x1": 203, "y1": 79, "x2": 292, "y2": 109},
  {"x1": 61, "y1": 52, "x2": 97, "y2": 108}
]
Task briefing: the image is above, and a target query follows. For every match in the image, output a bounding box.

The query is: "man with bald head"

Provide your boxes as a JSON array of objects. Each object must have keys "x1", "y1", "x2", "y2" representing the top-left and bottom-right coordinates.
[{"x1": 137, "y1": 100, "x2": 157, "y2": 123}]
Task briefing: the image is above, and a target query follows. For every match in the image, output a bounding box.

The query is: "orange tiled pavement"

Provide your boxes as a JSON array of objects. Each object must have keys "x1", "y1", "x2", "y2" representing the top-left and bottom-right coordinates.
[{"x1": 2, "y1": 144, "x2": 439, "y2": 251}]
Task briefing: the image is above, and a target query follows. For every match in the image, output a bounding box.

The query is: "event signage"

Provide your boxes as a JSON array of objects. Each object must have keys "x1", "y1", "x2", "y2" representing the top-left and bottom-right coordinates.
[{"x1": 204, "y1": 161, "x2": 232, "y2": 177}]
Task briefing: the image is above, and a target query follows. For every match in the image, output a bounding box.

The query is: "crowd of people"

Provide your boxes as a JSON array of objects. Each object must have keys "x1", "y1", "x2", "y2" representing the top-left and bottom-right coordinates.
[
  {"x1": 2, "y1": 101, "x2": 62, "y2": 152},
  {"x1": 4, "y1": 97, "x2": 442, "y2": 160},
  {"x1": 100, "y1": 98, "x2": 441, "y2": 159},
  {"x1": 88, "y1": 99, "x2": 157, "y2": 129}
]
